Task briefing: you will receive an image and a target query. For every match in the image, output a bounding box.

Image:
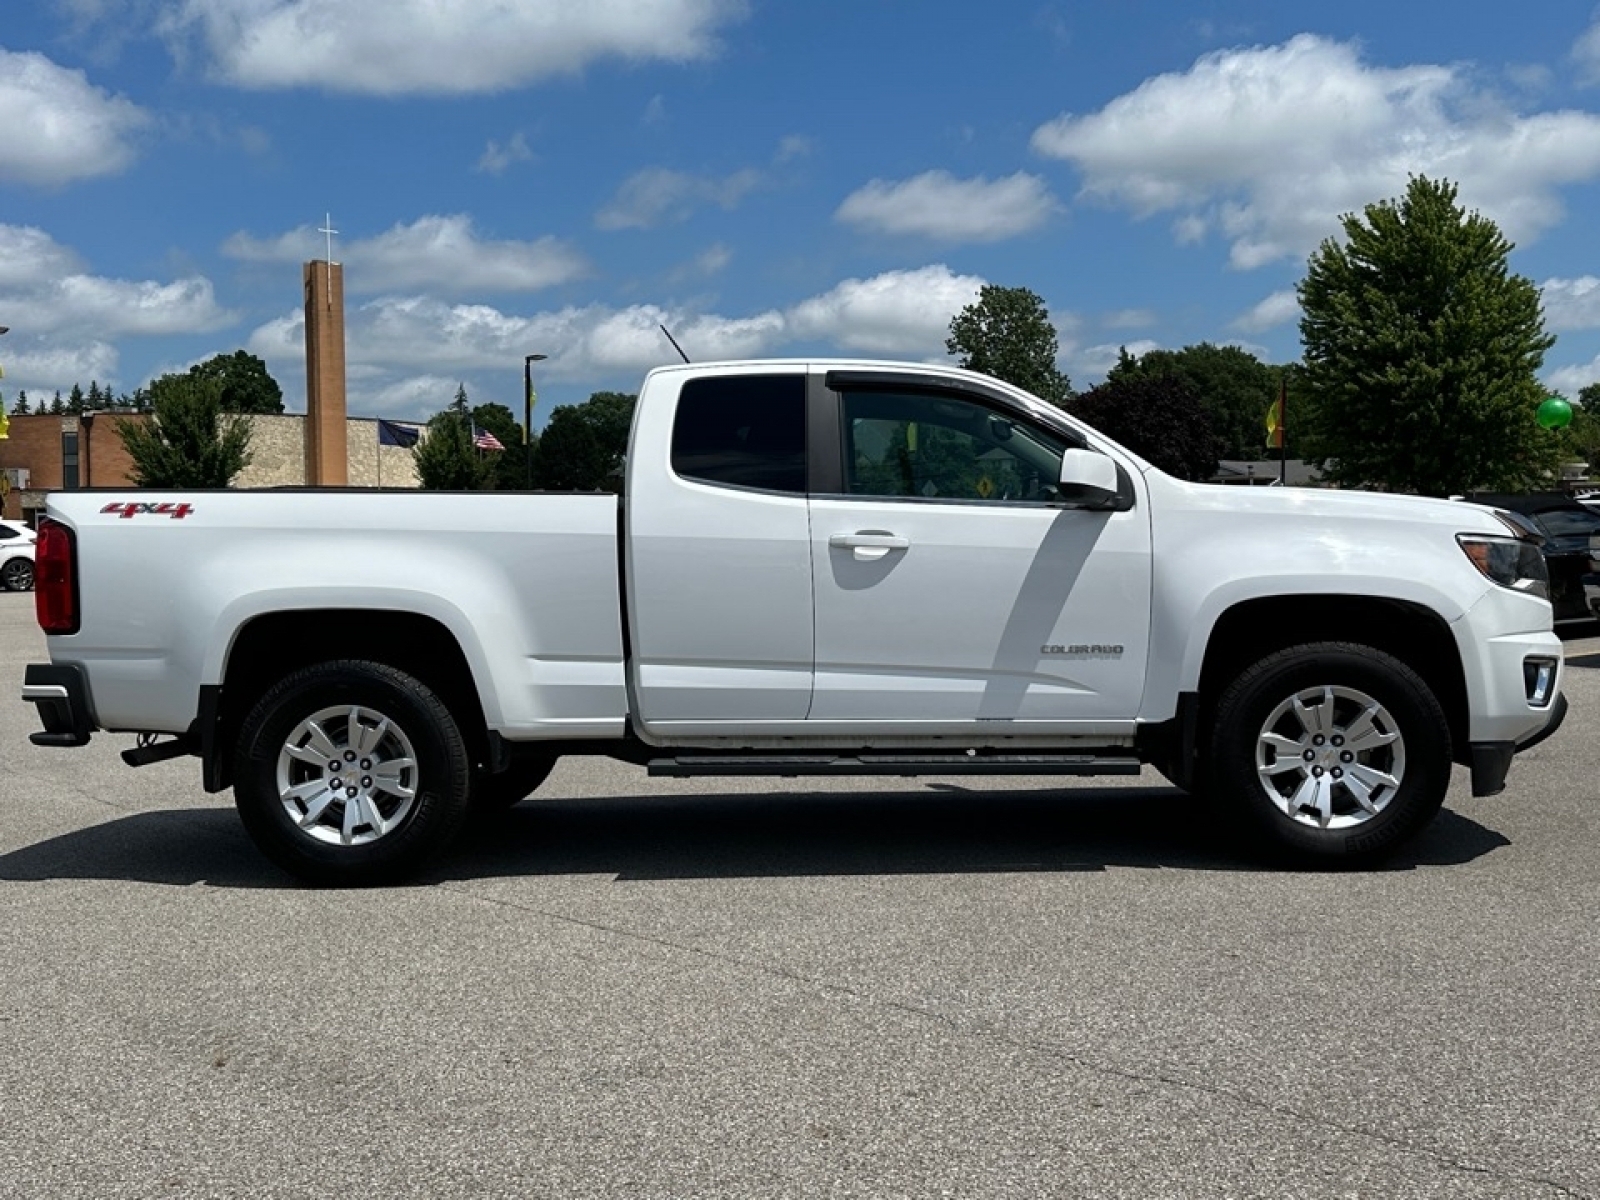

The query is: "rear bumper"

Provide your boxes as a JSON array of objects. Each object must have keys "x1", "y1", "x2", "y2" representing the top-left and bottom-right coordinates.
[{"x1": 21, "y1": 662, "x2": 94, "y2": 747}]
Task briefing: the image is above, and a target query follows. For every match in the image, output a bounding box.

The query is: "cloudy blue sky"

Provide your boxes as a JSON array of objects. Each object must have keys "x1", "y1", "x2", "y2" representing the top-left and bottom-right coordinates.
[{"x1": 3, "y1": 1, "x2": 1600, "y2": 426}]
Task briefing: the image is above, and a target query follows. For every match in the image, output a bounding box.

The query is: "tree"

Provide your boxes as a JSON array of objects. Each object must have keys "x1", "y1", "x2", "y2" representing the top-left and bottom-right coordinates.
[
  {"x1": 1108, "y1": 342, "x2": 1287, "y2": 460},
  {"x1": 1070, "y1": 374, "x2": 1222, "y2": 481},
  {"x1": 10, "y1": 390, "x2": 28, "y2": 416},
  {"x1": 1297, "y1": 175, "x2": 1559, "y2": 496},
  {"x1": 1552, "y1": 383, "x2": 1600, "y2": 472},
  {"x1": 470, "y1": 401, "x2": 529, "y2": 491},
  {"x1": 189, "y1": 350, "x2": 285, "y2": 414},
  {"x1": 535, "y1": 391, "x2": 637, "y2": 491},
  {"x1": 946, "y1": 285, "x2": 1071, "y2": 407},
  {"x1": 414, "y1": 384, "x2": 495, "y2": 490},
  {"x1": 118, "y1": 374, "x2": 253, "y2": 487}
]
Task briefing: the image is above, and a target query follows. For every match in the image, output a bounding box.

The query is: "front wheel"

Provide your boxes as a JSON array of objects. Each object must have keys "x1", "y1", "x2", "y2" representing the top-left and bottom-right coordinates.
[
  {"x1": 1209, "y1": 642, "x2": 1452, "y2": 866},
  {"x1": 233, "y1": 660, "x2": 472, "y2": 885},
  {"x1": 1, "y1": 558, "x2": 33, "y2": 591}
]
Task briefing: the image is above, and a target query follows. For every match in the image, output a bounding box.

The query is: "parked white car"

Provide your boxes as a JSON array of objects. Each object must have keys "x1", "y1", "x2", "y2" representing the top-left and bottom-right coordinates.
[{"x1": 0, "y1": 519, "x2": 35, "y2": 591}]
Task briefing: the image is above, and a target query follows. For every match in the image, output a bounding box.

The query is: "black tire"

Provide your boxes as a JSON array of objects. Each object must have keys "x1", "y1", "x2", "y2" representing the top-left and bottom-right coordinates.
[
  {"x1": 1, "y1": 558, "x2": 33, "y2": 591},
  {"x1": 1209, "y1": 642, "x2": 1452, "y2": 867},
  {"x1": 471, "y1": 752, "x2": 558, "y2": 811},
  {"x1": 233, "y1": 660, "x2": 472, "y2": 885}
]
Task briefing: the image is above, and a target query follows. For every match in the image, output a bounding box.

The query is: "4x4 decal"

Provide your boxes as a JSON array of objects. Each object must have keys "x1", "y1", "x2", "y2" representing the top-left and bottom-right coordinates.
[{"x1": 101, "y1": 501, "x2": 195, "y2": 520}]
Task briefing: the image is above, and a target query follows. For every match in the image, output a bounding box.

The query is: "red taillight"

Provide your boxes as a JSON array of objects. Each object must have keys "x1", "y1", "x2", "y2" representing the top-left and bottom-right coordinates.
[{"x1": 35, "y1": 519, "x2": 79, "y2": 635}]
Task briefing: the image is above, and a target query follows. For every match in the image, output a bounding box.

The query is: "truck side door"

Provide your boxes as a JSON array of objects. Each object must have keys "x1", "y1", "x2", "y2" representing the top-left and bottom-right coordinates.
[
  {"x1": 626, "y1": 369, "x2": 814, "y2": 733},
  {"x1": 807, "y1": 374, "x2": 1152, "y2": 733}
]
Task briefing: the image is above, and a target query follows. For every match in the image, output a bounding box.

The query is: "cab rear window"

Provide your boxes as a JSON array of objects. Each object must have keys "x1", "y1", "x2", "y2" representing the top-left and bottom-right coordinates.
[{"x1": 670, "y1": 374, "x2": 806, "y2": 493}]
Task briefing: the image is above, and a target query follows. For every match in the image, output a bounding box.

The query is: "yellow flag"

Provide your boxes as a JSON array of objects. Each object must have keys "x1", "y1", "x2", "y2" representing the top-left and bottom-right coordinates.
[
  {"x1": 0, "y1": 409, "x2": 9, "y2": 440},
  {"x1": 1264, "y1": 384, "x2": 1285, "y2": 449}
]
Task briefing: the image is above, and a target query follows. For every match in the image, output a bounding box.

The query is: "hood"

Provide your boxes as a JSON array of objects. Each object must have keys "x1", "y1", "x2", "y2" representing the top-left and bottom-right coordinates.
[{"x1": 1145, "y1": 474, "x2": 1509, "y2": 535}]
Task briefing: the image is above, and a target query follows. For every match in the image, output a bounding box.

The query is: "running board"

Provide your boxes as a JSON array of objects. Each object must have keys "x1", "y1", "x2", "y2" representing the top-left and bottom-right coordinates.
[{"x1": 648, "y1": 753, "x2": 1142, "y2": 778}]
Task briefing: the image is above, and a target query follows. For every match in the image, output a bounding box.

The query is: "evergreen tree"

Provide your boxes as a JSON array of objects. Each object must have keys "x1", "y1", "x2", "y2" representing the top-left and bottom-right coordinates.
[
  {"x1": 11, "y1": 390, "x2": 28, "y2": 416},
  {"x1": 117, "y1": 374, "x2": 253, "y2": 487},
  {"x1": 49, "y1": 391, "x2": 64, "y2": 415},
  {"x1": 946, "y1": 285, "x2": 1071, "y2": 407},
  {"x1": 1297, "y1": 175, "x2": 1558, "y2": 495},
  {"x1": 414, "y1": 384, "x2": 494, "y2": 490},
  {"x1": 67, "y1": 384, "x2": 85, "y2": 413}
]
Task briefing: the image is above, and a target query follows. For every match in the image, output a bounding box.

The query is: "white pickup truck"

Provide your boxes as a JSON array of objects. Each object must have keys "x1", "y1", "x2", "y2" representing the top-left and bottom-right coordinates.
[{"x1": 22, "y1": 360, "x2": 1567, "y2": 883}]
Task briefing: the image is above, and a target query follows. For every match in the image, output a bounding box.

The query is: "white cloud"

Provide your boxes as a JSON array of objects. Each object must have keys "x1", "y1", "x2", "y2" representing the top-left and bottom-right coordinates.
[
  {"x1": 223, "y1": 215, "x2": 589, "y2": 295},
  {"x1": 45, "y1": 276, "x2": 233, "y2": 335},
  {"x1": 159, "y1": 0, "x2": 748, "y2": 94},
  {"x1": 788, "y1": 266, "x2": 985, "y2": 353},
  {"x1": 1577, "y1": 16, "x2": 1600, "y2": 86},
  {"x1": 1548, "y1": 356, "x2": 1600, "y2": 396},
  {"x1": 668, "y1": 243, "x2": 732, "y2": 283},
  {"x1": 0, "y1": 224, "x2": 85, "y2": 286},
  {"x1": 0, "y1": 340, "x2": 120, "y2": 397},
  {"x1": 244, "y1": 264, "x2": 989, "y2": 419},
  {"x1": 1032, "y1": 34, "x2": 1600, "y2": 268},
  {"x1": 353, "y1": 373, "x2": 466, "y2": 418},
  {"x1": 1102, "y1": 308, "x2": 1156, "y2": 330},
  {"x1": 595, "y1": 167, "x2": 764, "y2": 230},
  {"x1": 0, "y1": 223, "x2": 235, "y2": 393},
  {"x1": 475, "y1": 133, "x2": 533, "y2": 175},
  {"x1": 0, "y1": 223, "x2": 233, "y2": 337},
  {"x1": 0, "y1": 47, "x2": 149, "y2": 185},
  {"x1": 775, "y1": 135, "x2": 813, "y2": 163},
  {"x1": 1076, "y1": 339, "x2": 1161, "y2": 380},
  {"x1": 836, "y1": 171, "x2": 1058, "y2": 243},
  {"x1": 1541, "y1": 276, "x2": 1600, "y2": 330},
  {"x1": 1233, "y1": 289, "x2": 1301, "y2": 333}
]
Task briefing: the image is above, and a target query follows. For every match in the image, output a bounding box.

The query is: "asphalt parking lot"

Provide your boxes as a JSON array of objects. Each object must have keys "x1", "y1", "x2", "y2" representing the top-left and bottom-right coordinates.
[{"x1": 2, "y1": 592, "x2": 1597, "y2": 1199}]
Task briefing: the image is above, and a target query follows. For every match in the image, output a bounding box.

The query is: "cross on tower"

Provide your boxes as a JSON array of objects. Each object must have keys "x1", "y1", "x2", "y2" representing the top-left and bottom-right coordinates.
[{"x1": 316, "y1": 213, "x2": 339, "y2": 308}]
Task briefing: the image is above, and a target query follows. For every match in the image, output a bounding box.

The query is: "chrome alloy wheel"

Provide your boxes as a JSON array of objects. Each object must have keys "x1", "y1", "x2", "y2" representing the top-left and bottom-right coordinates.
[
  {"x1": 1253, "y1": 684, "x2": 1407, "y2": 830},
  {"x1": 275, "y1": 705, "x2": 418, "y2": 846}
]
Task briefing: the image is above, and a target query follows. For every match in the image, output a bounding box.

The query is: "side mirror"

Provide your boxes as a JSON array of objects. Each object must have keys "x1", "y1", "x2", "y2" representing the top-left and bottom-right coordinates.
[{"x1": 1058, "y1": 447, "x2": 1120, "y2": 509}]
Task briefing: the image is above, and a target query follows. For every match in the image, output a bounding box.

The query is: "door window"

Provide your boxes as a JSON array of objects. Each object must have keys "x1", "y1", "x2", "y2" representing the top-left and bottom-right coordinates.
[{"x1": 841, "y1": 390, "x2": 1067, "y2": 504}]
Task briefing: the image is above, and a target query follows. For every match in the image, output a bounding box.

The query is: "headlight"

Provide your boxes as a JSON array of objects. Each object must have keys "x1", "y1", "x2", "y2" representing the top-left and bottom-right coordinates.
[{"x1": 1457, "y1": 531, "x2": 1549, "y2": 599}]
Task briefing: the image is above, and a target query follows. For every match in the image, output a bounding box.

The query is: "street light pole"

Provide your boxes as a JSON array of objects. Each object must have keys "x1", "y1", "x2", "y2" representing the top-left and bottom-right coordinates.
[{"x1": 523, "y1": 353, "x2": 547, "y2": 489}]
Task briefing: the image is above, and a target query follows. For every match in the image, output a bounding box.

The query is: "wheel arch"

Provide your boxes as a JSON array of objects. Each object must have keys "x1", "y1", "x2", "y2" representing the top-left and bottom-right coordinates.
[
  {"x1": 205, "y1": 609, "x2": 490, "y2": 792},
  {"x1": 1197, "y1": 595, "x2": 1468, "y2": 759}
]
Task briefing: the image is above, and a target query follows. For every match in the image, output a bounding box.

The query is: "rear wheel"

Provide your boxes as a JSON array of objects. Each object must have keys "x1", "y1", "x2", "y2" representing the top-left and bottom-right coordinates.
[
  {"x1": 1210, "y1": 642, "x2": 1452, "y2": 866},
  {"x1": 233, "y1": 660, "x2": 471, "y2": 885}
]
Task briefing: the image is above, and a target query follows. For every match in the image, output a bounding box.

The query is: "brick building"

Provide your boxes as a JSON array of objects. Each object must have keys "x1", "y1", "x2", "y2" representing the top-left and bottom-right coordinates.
[{"x1": 0, "y1": 410, "x2": 421, "y2": 523}]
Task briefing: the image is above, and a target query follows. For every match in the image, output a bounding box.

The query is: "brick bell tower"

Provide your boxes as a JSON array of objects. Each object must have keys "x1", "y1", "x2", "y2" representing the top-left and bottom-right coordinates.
[{"x1": 302, "y1": 230, "x2": 348, "y2": 485}]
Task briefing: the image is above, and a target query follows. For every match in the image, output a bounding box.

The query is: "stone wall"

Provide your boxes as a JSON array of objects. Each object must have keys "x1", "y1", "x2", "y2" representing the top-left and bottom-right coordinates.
[{"x1": 235, "y1": 415, "x2": 420, "y2": 488}]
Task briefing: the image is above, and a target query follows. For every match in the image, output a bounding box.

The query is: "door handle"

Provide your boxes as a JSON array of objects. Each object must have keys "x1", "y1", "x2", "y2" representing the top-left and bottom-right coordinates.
[{"x1": 829, "y1": 532, "x2": 909, "y2": 561}]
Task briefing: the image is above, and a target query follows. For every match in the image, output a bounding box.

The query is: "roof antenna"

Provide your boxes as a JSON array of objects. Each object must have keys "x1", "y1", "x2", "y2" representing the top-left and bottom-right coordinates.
[{"x1": 659, "y1": 324, "x2": 691, "y2": 364}]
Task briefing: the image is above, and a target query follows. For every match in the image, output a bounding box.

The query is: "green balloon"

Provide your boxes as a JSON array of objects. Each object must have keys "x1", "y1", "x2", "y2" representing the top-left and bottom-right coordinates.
[{"x1": 1537, "y1": 396, "x2": 1573, "y2": 430}]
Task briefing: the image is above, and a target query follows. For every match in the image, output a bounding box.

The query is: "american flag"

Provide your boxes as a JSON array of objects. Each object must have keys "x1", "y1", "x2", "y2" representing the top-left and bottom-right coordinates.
[{"x1": 473, "y1": 425, "x2": 505, "y2": 452}]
